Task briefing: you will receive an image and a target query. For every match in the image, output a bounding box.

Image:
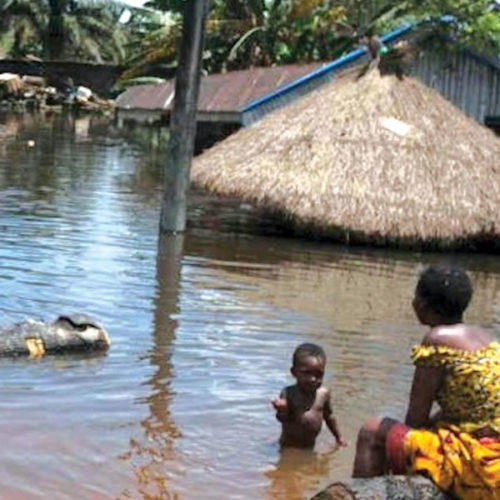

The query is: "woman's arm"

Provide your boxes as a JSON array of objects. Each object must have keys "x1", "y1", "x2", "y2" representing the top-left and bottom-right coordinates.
[{"x1": 405, "y1": 365, "x2": 443, "y2": 428}]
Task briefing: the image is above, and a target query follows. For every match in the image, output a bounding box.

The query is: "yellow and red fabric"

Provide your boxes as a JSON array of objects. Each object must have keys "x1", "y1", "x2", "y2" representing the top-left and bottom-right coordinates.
[{"x1": 385, "y1": 342, "x2": 500, "y2": 499}]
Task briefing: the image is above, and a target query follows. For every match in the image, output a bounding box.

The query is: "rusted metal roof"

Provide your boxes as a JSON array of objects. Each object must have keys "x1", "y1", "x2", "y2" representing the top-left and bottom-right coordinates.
[
  {"x1": 116, "y1": 80, "x2": 175, "y2": 110},
  {"x1": 115, "y1": 62, "x2": 323, "y2": 112}
]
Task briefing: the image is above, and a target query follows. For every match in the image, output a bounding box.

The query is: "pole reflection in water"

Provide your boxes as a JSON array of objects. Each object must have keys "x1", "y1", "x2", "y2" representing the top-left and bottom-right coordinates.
[{"x1": 120, "y1": 234, "x2": 185, "y2": 498}]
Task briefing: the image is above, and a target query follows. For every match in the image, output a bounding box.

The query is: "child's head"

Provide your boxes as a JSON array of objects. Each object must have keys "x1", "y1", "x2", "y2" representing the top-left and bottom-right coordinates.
[
  {"x1": 413, "y1": 263, "x2": 472, "y2": 324},
  {"x1": 291, "y1": 343, "x2": 326, "y2": 393},
  {"x1": 292, "y1": 343, "x2": 326, "y2": 366}
]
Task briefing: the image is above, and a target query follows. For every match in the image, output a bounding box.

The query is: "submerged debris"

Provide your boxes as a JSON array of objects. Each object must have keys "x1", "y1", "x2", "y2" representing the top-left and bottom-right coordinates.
[
  {"x1": 0, "y1": 313, "x2": 111, "y2": 357},
  {"x1": 0, "y1": 72, "x2": 114, "y2": 113}
]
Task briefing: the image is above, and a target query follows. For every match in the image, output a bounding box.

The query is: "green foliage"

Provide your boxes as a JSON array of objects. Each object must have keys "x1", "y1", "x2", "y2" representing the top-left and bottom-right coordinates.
[
  {"x1": 120, "y1": 8, "x2": 180, "y2": 80},
  {"x1": 121, "y1": 0, "x2": 500, "y2": 78},
  {"x1": 0, "y1": 0, "x2": 132, "y2": 62},
  {"x1": 377, "y1": 0, "x2": 500, "y2": 54},
  {"x1": 205, "y1": 0, "x2": 359, "y2": 71},
  {"x1": 4, "y1": 0, "x2": 497, "y2": 73},
  {"x1": 1, "y1": 0, "x2": 498, "y2": 69},
  {"x1": 0, "y1": 0, "x2": 47, "y2": 57}
]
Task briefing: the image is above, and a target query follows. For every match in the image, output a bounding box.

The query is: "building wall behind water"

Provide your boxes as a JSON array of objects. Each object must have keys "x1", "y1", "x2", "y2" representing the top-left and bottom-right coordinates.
[{"x1": 412, "y1": 47, "x2": 500, "y2": 126}]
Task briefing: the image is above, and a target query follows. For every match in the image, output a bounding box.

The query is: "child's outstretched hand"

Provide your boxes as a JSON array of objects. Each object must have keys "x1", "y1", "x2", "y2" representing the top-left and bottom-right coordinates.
[
  {"x1": 271, "y1": 397, "x2": 287, "y2": 413},
  {"x1": 336, "y1": 437, "x2": 349, "y2": 447}
]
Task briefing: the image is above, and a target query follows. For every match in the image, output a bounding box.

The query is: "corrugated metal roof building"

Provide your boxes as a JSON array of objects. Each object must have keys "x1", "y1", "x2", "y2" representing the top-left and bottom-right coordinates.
[
  {"x1": 115, "y1": 62, "x2": 326, "y2": 151},
  {"x1": 412, "y1": 48, "x2": 500, "y2": 130},
  {"x1": 236, "y1": 25, "x2": 500, "y2": 130},
  {"x1": 116, "y1": 20, "x2": 500, "y2": 148},
  {"x1": 116, "y1": 62, "x2": 323, "y2": 124}
]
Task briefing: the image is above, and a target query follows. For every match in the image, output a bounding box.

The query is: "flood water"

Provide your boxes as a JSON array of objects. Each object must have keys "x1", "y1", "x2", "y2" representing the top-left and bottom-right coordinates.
[{"x1": 0, "y1": 110, "x2": 499, "y2": 500}]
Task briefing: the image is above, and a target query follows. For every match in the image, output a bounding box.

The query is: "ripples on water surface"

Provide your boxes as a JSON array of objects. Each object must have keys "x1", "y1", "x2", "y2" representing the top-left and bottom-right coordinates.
[{"x1": 0, "y1": 111, "x2": 498, "y2": 500}]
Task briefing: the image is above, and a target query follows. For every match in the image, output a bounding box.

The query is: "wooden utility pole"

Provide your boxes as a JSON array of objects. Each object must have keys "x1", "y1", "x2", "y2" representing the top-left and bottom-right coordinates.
[{"x1": 160, "y1": 0, "x2": 210, "y2": 233}]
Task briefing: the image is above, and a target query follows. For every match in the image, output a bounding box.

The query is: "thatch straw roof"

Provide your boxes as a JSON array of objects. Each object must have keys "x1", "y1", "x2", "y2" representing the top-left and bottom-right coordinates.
[{"x1": 191, "y1": 69, "x2": 500, "y2": 250}]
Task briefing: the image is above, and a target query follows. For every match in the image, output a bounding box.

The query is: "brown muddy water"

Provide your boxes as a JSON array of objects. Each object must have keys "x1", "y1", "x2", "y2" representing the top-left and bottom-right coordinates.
[{"x1": 0, "y1": 110, "x2": 499, "y2": 500}]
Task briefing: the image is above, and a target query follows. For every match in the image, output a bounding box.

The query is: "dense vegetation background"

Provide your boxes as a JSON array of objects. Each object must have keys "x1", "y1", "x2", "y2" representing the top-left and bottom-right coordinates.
[{"x1": 0, "y1": 0, "x2": 498, "y2": 79}]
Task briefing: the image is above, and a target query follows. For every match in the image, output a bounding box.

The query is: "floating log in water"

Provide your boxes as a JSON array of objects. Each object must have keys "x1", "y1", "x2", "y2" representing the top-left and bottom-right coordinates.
[
  {"x1": 310, "y1": 476, "x2": 449, "y2": 499},
  {"x1": 0, "y1": 313, "x2": 111, "y2": 356}
]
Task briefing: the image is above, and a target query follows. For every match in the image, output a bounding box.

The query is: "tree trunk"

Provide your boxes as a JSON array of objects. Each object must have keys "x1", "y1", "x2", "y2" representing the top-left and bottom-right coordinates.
[
  {"x1": 310, "y1": 476, "x2": 450, "y2": 500},
  {"x1": 47, "y1": 0, "x2": 66, "y2": 60}
]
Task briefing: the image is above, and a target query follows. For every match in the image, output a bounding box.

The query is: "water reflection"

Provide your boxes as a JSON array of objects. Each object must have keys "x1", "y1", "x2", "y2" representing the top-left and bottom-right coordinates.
[
  {"x1": 0, "y1": 112, "x2": 498, "y2": 500},
  {"x1": 119, "y1": 235, "x2": 184, "y2": 498},
  {"x1": 266, "y1": 447, "x2": 337, "y2": 500}
]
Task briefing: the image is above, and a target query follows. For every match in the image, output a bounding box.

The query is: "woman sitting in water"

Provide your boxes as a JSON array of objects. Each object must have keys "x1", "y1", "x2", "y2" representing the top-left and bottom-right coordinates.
[{"x1": 352, "y1": 262, "x2": 500, "y2": 499}]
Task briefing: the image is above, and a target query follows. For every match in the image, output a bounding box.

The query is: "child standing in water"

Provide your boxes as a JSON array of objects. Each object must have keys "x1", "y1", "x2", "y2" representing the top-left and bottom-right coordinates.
[{"x1": 272, "y1": 343, "x2": 347, "y2": 448}]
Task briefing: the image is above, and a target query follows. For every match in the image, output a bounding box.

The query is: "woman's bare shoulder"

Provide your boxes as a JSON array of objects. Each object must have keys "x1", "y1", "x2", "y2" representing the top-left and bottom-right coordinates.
[{"x1": 424, "y1": 324, "x2": 493, "y2": 351}]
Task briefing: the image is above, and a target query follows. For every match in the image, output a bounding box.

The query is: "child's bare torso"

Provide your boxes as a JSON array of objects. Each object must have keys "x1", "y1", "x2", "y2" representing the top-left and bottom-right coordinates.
[{"x1": 279, "y1": 384, "x2": 327, "y2": 448}]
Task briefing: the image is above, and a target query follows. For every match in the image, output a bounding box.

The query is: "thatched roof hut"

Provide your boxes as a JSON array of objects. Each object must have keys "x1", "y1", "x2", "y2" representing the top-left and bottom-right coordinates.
[{"x1": 191, "y1": 69, "x2": 500, "y2": 250}]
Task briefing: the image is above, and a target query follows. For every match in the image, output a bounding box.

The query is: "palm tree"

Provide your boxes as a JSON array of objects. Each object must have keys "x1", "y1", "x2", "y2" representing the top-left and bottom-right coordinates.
[
  {"x1": 204, "y1": 0, "x2": 414, "y2": 69},
  {"x1": 120, "y1": 0, "x2": 405, "y2": 76},
  {"x1": 0, "y1": 0, "x2": 133, "y2": 62},
  {"x1": 121, "y1": 0, "x2": 500, "y2": 78},
  {"x1": 46, "y1": 0, "x2": 132, "y2": 62},
  {"x1": 0, "y1": 0, "x2": 46, "y2": 58},
  {"x1": 213, "y1": 0, "x2": 408, "y2": 68},
  {"x1": 119, "y1": 5, "x2": 181, "y2": 81}
]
